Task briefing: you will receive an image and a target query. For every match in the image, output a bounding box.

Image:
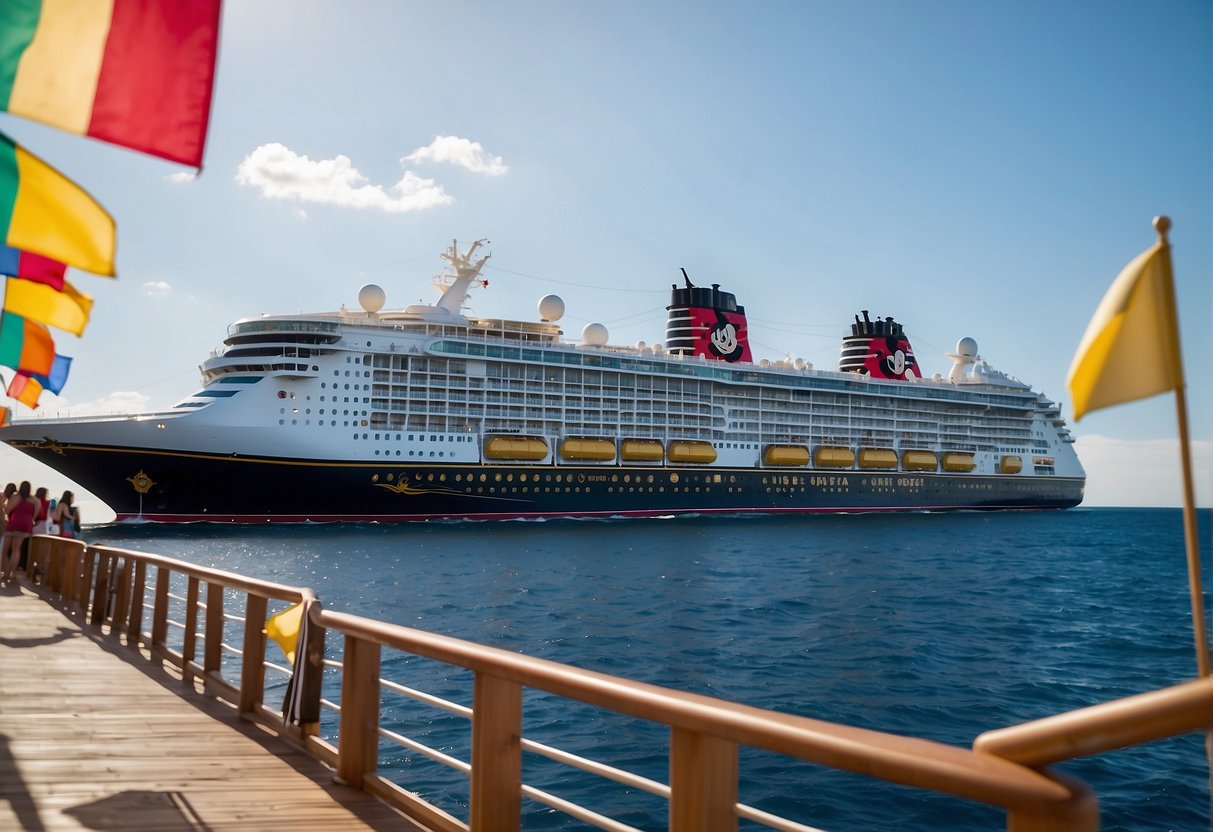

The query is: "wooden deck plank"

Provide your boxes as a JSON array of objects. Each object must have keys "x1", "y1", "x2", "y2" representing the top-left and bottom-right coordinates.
[{"x1": 0, "y1": 581, "x2": 432, "y2": 831}]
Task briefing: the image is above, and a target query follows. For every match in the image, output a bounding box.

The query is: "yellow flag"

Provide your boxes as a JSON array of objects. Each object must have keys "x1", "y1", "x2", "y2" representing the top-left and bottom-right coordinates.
[
  {"x1": 266, "y1": 602, "x2": 304, "y2": 665},
  {"x1": 1067, "y1": 234, "x2": 1183, "y2": 421},
  {"x1": 3, "y1": 277, "x2": 92, "y2": 336}
]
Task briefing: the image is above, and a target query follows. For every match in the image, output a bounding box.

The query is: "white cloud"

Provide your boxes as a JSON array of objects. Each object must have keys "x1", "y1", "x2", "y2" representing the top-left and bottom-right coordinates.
[
  {"x1": 143, "y1": 280, "x2": 172, "y2": 297},
  {"x1": 235, "y1": 143, "x2": 452, "y2": 212},
  {"x1": 404, "y1": 135, "x2": 508, "y2": 176},
  {"x1": 165, "y1": 171, "x2": 197, "y2": 183},
  {"x1": 1075, "y1": 434, "x2": 1212, "y2": 507}
]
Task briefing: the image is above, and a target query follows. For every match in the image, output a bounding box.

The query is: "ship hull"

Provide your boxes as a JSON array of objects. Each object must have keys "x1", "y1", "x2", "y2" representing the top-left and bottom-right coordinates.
[{"x1": 8, "y1": 441, "x2": 1084, "y2": 522}]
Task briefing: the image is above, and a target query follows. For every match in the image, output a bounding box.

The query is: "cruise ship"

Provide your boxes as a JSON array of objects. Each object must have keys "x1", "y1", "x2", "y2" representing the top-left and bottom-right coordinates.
[{"x1": 0, "y1": 240, "x2": 1084, "y2": 521}]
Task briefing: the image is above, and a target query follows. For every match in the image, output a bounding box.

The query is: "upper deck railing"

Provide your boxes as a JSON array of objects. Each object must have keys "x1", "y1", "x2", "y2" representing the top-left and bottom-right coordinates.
[{"x1": 20, "y1": 534, "x2": 1209, "y2": 831}]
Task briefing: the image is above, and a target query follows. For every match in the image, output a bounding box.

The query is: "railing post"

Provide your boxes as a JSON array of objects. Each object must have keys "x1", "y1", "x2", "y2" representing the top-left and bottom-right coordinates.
[
  {"x1": 204, "y1": 582, "x2": 224, "y2": 676},
  {"x1": 183, "y1": 576, "x2": 200, "y2": 675},
  {"x1": 337, "y1": 634, "x2": 380, "y2": 788},
  {"x1": 470, "y1": 672, "x2": 522, "y2": 831},
  {"x1": 297, "y1": 605, "x2": 326, "y2": 736},
  {"x1": 240, "y1": 594, "x2": 268, "y2": 715},
  {"x1": 127, "y1": 559, "x2": 147, "y2": 648},
  {"x1": 112, "y1": 558, "x2": 131, "y2": 634},
  {"x1": 90, "y1": 551, "x2": 111, "y2": 626},
  {"x1": 669, "y1": 728, "x2": 738, "y2": 832},
  {"x1": 77, "y1": 545, "x2": 95, "y2": 613},
  {"x1": 44, "y1": 537, "x2": 60, "y2": 591},
  {"x1": 151, "y1": 567, "x2": 170, "y2": 650},
  {"x1": 25, "y1": 535, "x2": 45, "y2": 582}
]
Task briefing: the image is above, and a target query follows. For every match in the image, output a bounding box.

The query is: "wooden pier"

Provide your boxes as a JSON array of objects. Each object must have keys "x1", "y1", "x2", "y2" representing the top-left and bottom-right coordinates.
[
  {"x1": 2, "y1": 535, "x2": 1209, "y2": 831},
  {"x1": 0, "y1": 579, "x2": 423, "y2": 831}
]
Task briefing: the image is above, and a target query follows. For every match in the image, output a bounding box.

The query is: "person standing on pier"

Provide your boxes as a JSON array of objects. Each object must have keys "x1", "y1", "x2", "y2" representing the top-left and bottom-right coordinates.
[
  {"x1": 1, "y1": 482, "x2": 40, "y2": 582},
  {"x1": 0, "y1": 483, "x2": 14, "y2": 538},
  {"x1": 53, "y1": 492, "x2": 79, "y2": 540}
]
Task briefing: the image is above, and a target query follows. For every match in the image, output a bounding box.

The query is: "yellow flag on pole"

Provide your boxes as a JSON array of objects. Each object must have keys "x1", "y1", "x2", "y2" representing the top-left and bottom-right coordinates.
[
  {"x1": 1066, "y1": 219, "x2": 1184, "y2": 421},
  {"x1": 266, "y1": 602, "x2": 304, "y2": 665}
]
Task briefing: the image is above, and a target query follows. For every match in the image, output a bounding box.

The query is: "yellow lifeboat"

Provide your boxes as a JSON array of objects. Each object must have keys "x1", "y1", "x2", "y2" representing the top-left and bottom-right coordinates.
[
  {"x1": 620, "y1": 439, "x2": 664, "y2": 462},
  {"x1": 858, "y1": 448, "x2": 898, "y2": 469},
  {"x1": 559, "y1": 437, "x2": 616, "y2": 462},
  {"x1": 667, "y1": 440, "x2": 717, "y2": 464},
  {"x1": 999, "y1": 455, "x2": 1023, "y2": 474},
  {"x1": 484, "y1": 436, "x2": 548, "y2": 461},
  {"x1": 902, "y1": 450, "x2": 938, "y2": 472},
  {"x1": 942, "y1": 452, "x2": 977, "y2": 472},
  {"x1": 814, "y1": 446, "x2": 855, "y2": 468},
  {"x1": 764, "y1": 444, "x2": 810, "y2": 466}
]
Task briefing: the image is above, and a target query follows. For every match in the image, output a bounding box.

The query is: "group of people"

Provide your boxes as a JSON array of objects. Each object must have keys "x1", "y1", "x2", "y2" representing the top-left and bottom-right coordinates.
[{"x1": 0, "y1": 482, "x2": 80, "y2": 583}]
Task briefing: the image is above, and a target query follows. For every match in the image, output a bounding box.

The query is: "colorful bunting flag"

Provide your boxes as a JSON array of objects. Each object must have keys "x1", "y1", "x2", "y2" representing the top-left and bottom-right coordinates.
[
  {"x1": 4, "y1": 276, "x2": 92, "y2": 335},
  {"x1": 0, "y1": 405, "x2": 10, "y2": 426},
  {"x1": 7, "y1": 371, "x2": 42, "y2": 408},
  {"x1": 0, "y1": 310, "x2": 53, "y2": 375},
  {"x1": 0, "y1": 0, "x2": 222, "y2": 168},
  {"x1": 0, "y1": 132, "x2": 116, "y2": 276},
  {"x1": 0, "y1": 243, "x2": 65, "y2": 288},
  {"x1": 31, "y1": 352, "x2": 69, "y2": 394}
]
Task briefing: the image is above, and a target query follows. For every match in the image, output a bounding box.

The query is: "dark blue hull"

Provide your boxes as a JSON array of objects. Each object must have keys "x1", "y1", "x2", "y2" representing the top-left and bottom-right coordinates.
[{"x1": 5, "y1": 441, "x2": 1084, "y2": 522}]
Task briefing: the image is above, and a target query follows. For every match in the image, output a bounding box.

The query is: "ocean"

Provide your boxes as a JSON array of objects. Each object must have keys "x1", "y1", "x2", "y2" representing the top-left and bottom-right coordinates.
[{"x1": 86, "y1": 507, "x2": 1211, "y2": 831}]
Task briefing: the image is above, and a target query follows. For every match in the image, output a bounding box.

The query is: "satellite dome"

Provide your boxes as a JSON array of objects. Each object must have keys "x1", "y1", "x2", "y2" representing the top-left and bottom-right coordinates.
[
  {"x1": 358, "y1": 284, "x2": 385, "y2": 313},
  {"x1": 955, "y1": 337, "x2": 978, "y2": 358},
  {"x1": 538, "y1": 294, "x2": 565, "y2": 322},
  {"x1": 635, "y1": 340, "x2": 647, "y2": 351},
  {"x1": 581, "y1": 322, "x2": 609, "y2": 347}
]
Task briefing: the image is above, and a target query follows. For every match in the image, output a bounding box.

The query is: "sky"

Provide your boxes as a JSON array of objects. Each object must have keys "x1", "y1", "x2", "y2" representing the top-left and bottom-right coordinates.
[{"x1": 0, "y1": 0, "x2": 1209, "y2": 520}]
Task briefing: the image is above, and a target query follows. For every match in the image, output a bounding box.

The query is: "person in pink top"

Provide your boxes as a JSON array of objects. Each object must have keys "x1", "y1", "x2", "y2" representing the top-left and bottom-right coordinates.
[{"x1": 1, "y1": 481, "x2": 40, "y2": 582}]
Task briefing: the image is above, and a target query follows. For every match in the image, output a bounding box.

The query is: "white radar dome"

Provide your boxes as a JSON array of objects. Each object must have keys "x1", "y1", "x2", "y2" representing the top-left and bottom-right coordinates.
[
  {"x1": 955, "y1": 337, "x2": 978, "y2": 358},
  {"x1": 581, "y1": 322, "x2": 609, "y2": 347},
  {"x1": 538, "y1": 294, "x2": 565, "y2": 322},
  {"x1": 358, "y1": 284, "x2": 386, "y2": 313}
]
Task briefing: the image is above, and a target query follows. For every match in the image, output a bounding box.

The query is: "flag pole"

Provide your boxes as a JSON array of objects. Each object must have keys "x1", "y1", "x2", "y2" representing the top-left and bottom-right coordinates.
[{"x1": 1154, "y1": 216, "x2": 1209, "y2": 679}]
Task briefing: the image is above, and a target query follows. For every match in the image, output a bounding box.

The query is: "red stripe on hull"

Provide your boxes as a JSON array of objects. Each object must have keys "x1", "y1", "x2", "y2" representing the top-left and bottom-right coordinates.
[{"x1": 114, "y1": 504, "x2": 1062, "y2": 524}]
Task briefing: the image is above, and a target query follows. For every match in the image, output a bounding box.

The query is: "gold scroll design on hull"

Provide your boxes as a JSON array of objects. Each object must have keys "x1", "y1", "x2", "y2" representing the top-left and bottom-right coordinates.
[
  {"x1": 373, "y1": 478, "x2": 525, "y2": 503},
  {"x1": 127, "y1": 471, "x2": 155, "y2": 494},
  {"x1": 12, "y1": 436, "x2": 69, "y2": 456}
]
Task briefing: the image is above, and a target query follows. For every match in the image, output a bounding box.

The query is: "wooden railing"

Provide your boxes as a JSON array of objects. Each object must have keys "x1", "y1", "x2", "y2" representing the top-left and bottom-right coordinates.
[{"x1": 21, "y1": 535, "x2": 1213, "y2": 831}]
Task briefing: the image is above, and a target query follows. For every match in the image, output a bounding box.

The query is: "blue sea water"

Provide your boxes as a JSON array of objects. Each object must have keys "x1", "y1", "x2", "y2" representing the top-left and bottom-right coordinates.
[{"x1": 86, "y1": 507, "x2": 1211, "y2": 831}]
